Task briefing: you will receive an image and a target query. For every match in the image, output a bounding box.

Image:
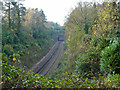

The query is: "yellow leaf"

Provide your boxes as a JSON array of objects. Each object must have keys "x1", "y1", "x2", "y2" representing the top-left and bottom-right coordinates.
[
  {"x1": 18, "y1": 60, "x2": 21, "y2": 63},
  {"x1": 13, "y1": 58, "x2": 16, "y2": 61}
]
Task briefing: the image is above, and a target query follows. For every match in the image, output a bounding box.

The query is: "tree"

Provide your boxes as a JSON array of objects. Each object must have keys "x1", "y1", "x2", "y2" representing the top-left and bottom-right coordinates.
[
  {"x1": 64, "y1": 2, "x2": 98, "y2": 72},
  {"x1": 5, "y1": 2, "x2": 11, "y2": 29}
]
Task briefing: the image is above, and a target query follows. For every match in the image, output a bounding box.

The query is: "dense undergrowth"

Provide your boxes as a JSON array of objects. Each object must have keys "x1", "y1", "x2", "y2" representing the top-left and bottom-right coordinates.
[{"x1": 2, "y1": 60, "x2": 120, "y2": 88}]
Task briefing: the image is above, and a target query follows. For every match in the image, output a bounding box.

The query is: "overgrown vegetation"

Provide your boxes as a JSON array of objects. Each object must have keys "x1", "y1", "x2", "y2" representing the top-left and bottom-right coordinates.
[
  {"x1": 1, "y1": 0, "x2": 120, "y2": 89},
  {"x1": 2, "y1": 60, "x2": 120, "y2": 88},
  {"x1": 2, "y1": 1, "x2": 64, "y2": 70},
  {"x1": 62, "y1": 1, "x2": 120, "y2": 76}
]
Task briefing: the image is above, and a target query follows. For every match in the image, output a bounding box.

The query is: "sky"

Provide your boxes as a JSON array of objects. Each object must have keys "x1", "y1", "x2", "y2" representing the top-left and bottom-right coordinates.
[{"x1": 23, "y1": 0, "x2": 102, "y2": 26}]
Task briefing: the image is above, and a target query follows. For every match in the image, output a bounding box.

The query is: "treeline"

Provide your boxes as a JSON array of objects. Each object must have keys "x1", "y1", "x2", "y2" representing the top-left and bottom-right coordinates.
[
  {"x1": 2, "y1": 1, "x2": 64, "y2": 69},
  {"x1": 59, "y1": 1, "x2": 120, "y2": 76}
]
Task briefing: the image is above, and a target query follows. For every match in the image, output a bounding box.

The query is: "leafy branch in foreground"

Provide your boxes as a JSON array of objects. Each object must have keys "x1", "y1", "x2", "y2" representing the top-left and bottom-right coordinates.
[{"x1": 1, "y1": 60, "x2": 120, "y2": 88}]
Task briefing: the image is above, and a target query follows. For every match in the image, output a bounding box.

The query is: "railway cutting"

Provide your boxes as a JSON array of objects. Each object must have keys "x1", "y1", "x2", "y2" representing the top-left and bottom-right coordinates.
[{"x1": 30, "y1": 41, "x2": 64, "y2": 75}]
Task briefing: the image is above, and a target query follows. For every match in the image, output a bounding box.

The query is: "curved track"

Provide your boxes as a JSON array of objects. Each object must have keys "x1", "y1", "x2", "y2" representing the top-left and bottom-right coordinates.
[{"x1": 31, "y1": 41, "x2": 64, "y2": 75}]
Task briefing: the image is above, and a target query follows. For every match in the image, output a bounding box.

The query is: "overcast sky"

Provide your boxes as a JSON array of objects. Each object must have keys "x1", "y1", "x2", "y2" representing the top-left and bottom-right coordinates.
[{"x1": 23, "y1": 0, "x2": 102, "y2": 26}]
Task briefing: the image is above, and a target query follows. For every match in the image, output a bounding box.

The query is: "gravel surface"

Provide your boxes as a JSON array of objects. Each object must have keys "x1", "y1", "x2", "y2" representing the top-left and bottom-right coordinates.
[{"x1": 30, "y1": 41, "x2": 64, "y2": 75}]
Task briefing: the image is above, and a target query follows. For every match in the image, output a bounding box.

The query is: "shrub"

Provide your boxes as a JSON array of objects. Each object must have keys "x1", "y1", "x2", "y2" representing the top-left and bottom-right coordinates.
[
  {"x1": 76, "y1": 54, "x2": 91, "y2": 74},
  {"x1": 2, "y1": 60, "x2": 120, "y2": 88},
  {"x1": 104, "y1": 73, "x2": 120, "y2": 87},
  {"x1": 76, "y1": 46, "x2": 100, "y2": 75},
  {"x1": 3, "y1": 44, "x2": 14, "y2": 56},
  {"x1": 100, "y1": 37, "x2": 120, "y2": 74}
]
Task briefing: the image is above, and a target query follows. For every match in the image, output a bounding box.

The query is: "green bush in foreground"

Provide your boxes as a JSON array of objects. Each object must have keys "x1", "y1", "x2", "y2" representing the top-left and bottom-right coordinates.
[
  {"x1": 100, "y1": 37, "x2": 120, "y2": 74},
  {"x1": 1, "y1": 61, "x2": 120, "y2": 88}
]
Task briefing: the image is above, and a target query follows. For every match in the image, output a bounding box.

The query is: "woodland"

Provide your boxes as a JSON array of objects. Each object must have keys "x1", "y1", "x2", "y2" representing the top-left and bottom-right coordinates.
[{"x1": 1, "y1": 1, "x2": 120, "y2": 88}]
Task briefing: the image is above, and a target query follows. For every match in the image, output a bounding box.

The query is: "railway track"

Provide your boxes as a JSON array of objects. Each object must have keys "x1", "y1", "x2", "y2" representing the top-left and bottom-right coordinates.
[{"x1": 31, "y1": 41, "x2": 63, "y2": 75}]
